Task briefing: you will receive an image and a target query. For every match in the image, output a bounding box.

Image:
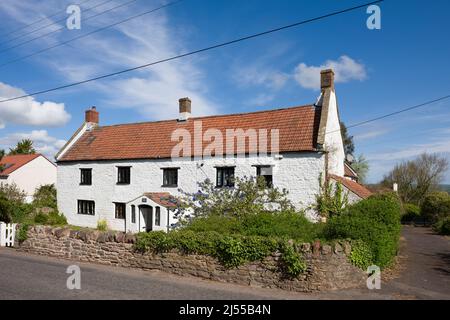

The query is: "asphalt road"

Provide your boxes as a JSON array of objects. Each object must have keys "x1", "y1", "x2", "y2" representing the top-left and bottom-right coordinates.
[{"x1": 0, "y1": 226, "x2": 448, "y2": 300}]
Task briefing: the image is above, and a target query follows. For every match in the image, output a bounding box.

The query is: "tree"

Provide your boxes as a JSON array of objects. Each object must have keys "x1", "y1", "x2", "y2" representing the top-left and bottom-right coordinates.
[
  {"x1": 352, "y1": 154, "x2": 369, "y2": 183},
  {"x1": 9, "y1": 139, "x2": 36, "y2": 155},
  {"x1": 381, "y1": 153, "x2": 449, "y2": 205},
  {"x1": 340, "y1": 122, "x2": 354, "y2": 156},
  {"x1": 33, "y1": 184, "x2": 57, "y2": 209},
  {"x1": 0, "y1": 149, "x2": 5, "y2": 172}
]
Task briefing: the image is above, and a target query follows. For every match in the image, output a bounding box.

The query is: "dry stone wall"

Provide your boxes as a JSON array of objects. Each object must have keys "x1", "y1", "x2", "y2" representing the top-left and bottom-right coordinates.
[{"x1": 17, "y1": 225, "x2": 366, "y2": 292}]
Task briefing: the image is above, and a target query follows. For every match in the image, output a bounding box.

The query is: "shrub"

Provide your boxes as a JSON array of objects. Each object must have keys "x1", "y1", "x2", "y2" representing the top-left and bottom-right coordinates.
[
  {"x1": 17, "y1": 223, "x2": 30, "y2": 243},
  {"x1": 134, "y1": 230, "x2": 305, "y2": 278},
  {"x1": 433, "y1": 217, "x2": 450, "y2": 235},
  {"x1": 0, "y1": 183, "x2": 26, "y2": 204},
  {"x1": 401, "y1": 203, "x2": 421, "y2": 223},
  {"x1": 32, "y1": 184, "x2": 57, "y2": 209},
  {"x1": 325, "y1": 192, "x2": 402, "y2": 268},
  {"x1": 313, "y1": 176, "x2": 349, "y2": 218},
  {"x1": 349, "y1": 240, "x2": 374, "y2": 269},
  {"x1": 97, "y1": 219, "x2": 108, "y2": 231},
  {"x1": 0, "y1": 192, "x2": 13, "y2": 223},
  {"x1": 421, "y1": 192, "x2": 450, "y2": 223},
  {"x1": 34, "y1": 213, "x2": 48, "y2": 224},
  {"x1": 184, "y1": 211, "x2": 323, "y2": 243}
]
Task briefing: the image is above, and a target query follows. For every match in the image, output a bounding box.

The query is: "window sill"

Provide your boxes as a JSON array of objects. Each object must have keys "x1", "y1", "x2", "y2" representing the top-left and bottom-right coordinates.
[
  {"x1": 161, "y1": 184, "x2": 178, "y2": 188},
  {"x1": 79, "y1": 184, "x2": 92, "y2": 186},
  {"x1": 116, "y1": 183, "x2": 130, "y2": 185}
]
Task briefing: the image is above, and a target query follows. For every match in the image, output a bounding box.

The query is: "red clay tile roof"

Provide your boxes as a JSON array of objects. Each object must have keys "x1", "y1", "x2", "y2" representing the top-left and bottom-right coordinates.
[
  {"x1": 0, "y1": 154, "x2": 42, "y2": 176},
  {"x1": 329, "y1": 174, "x2": 372, "y2": 199},
  {"x1": 143, "y1": 192, "x2": 179, "y2": 208},
  {"x1": 344, "y1": 162, "x2": 358, "y2": 180},
  {"x1": 58, "y1": 105, "x2": 320, "y2": 162}
]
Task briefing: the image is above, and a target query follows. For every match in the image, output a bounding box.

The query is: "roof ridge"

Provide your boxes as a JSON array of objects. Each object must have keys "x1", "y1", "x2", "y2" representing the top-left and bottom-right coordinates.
[{"x1": 97, "y1": 103, "x2": 315, "y2": 129}]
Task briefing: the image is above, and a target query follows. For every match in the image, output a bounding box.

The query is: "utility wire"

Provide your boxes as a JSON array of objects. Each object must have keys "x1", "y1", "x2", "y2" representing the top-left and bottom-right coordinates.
[
  {"x1": 0, "y1": 0, "x2": 94, "y2": 38},
  {"x1": 0, "y1": 0, "x2": 117, "y2": 47},
  {"x1": 0, "y1": 0, "x2": 181, "y2": 67},
  {"x1": 0, "y1": 0, "x2": 383, "y2": 103},
  {"x1": 0, "y1": 0, "x2": 141, "y2": 55},
  {"x1": 325, "y1": 94, "x2": 450, "y2": 135}
]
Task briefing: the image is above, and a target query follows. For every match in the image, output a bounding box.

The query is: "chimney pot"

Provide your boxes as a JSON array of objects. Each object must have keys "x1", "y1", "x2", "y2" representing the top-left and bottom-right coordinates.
[
  {"x1": 178, "y1": 97, "x2": 191, "y2": 121},
  {"x1": 85, "y1": 106, "x2": 99, "y2": 124},
  {"x1": 320, "y1": 69, "x2": 335, "y2": 90}
]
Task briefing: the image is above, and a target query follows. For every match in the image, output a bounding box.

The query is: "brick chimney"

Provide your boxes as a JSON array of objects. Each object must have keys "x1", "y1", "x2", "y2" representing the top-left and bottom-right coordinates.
[
  {"x1": 85, "y1": 106, "x2": 99, "y2": 124},
  {"x1": 178, "y1": 97, "x2": 191, "y2": 121},
  {"x1": 320, "y1": 69, "x2": 334, "y2": 91}
]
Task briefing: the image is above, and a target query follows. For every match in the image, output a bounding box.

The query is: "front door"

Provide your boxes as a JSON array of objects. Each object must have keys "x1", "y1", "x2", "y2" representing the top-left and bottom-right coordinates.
[{"x1": 141, "y1": 206, "x2": 153, "y2": 232}]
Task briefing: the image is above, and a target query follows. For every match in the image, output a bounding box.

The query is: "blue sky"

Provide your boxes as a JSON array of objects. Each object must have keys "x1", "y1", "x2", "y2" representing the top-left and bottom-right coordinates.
[{"x1": 0, "y1": 0, "x2": 449, "y2": 183}]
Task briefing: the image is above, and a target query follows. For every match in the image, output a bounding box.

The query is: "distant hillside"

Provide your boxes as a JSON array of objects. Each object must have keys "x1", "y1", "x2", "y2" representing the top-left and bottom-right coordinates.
[{"x1": 439, "y1": 184, "x2": 450, "y2": 193}]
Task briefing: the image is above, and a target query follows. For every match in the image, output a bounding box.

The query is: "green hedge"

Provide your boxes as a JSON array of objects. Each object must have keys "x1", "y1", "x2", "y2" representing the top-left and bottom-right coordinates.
[
  {"x1": 184, "y1": 211, "x2": 323, "y2": 243},
  {"x1": 134, "y1": 230, "x2": 305, "y2": 277},
  {"x1": 421, "y1": 192, "x2": 450, "y2": 224},
  {"x1": 325, "y1": 192, "x2": 402, "y2": 268},
  {"x1": 401, "y1": 203, "x2": 421, "y2": 223},
  {"x1": 433, "y1": 217, "x2": 450, "y2": 235}
]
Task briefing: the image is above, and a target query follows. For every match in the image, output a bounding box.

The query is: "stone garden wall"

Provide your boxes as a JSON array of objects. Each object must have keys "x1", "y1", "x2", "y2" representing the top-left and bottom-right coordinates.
[{"x1": 17, "y1": 225, "x2": 366, "y2": 292}]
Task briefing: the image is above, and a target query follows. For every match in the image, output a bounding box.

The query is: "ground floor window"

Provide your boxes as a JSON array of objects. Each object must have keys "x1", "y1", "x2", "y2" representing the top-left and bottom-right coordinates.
[
  {"x1": 131, "y1": 205, "x2": 136, "y2": 223},
  {"x1": 155, "y1": 207, "x2": 161, "y2": 226},
  {"x1": 78, "y1": 200, "x2": 95, "y2": 215},
  {"x1": 216, "y1": 167, "x2": 235, "y2": 187},
  {"x1": 114, "y1": 202, "x2": 126, "y2": 219},
  {"x1": 256, "y1": 165, "x2": 273, "y2": 188}
]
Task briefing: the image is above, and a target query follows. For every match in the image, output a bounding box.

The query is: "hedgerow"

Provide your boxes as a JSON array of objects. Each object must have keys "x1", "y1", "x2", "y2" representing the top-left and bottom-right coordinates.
[{"x1": 134, "y1": 230, "x2": 306, "y2": 277}]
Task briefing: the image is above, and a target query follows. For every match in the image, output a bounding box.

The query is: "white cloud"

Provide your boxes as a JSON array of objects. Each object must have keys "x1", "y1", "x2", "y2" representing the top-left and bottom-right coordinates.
[
  {"x1": 0, "y1": 130, "x2": 66, "y2": 158},
  {"x1": 234, "y1": 66, "x2": 288, "y2": 90},
  {"x1": 245, "y1": 93, "x2": 275, "y2": 107},
  {"x1": 294, "y1": 55, "x2": 367, "y2": 90},
  {"x1": 353, "y1": 128, "x2": 389, "y2": 142},
  {"x1": 0, "y1": 82, "x2": 71, "y2": 128}
]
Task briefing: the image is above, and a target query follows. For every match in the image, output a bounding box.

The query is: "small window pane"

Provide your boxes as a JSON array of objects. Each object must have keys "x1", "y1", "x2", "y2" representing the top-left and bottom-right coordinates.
[
  {"x1": 155, "y1": 207, "x2": 161, "y2": 226},
  {"x1": 216, "y1": 167, "x2": 235, "y2": 187},
  {"x1": 163, "y1": 169, "x2": 178, "y2": 186},
  {"x1": 131, "y1": 205, "x2": 136, "y2": 223},
  {"x1": 115, "y1": 203, "x2": 126, "y2": 219},
  {"x1": 78, "y1": 200, "x2": 95, "y2": 215},
  {"x1": 80, "y1": 169, "x2": 92, "y2": 185},
  {"x1": 117, "y1": 167, "x2": 131, "y2": 184}
]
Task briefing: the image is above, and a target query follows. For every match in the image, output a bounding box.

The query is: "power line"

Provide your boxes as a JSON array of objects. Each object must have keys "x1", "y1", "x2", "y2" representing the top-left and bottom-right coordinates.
[
  {"x1": 0, "y1": 0, "x2": 117, "y2": 47},
  {"x1": 0, "y1": 0, "x2": 94, "y2": 39},
  {"x1": 326, "y1": 95, "x2": 450, "y2": 135},
  {"x1": 0, "y1": 0, "x2": 383, "y2": 103},
  {"x1": 0, "y1": 0, "x2": 141, "y2": 55},
  {"x1": 0, "y1": 0, "x2": 180, "y2": 68}
]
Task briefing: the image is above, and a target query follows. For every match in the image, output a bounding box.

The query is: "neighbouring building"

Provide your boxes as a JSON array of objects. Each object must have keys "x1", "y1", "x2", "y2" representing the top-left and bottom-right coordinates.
[
  {"x1": 0, "y1": 154, "x2": 57, "y2": 203},
  {"x1": 55, "y1": 69, "x2": 372, "y2": 233}
]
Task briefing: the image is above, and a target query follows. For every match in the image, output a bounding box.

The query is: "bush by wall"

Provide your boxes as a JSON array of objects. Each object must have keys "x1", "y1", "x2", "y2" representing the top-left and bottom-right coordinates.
[
  {"x1": 325, "y1": 192, "x2": 402, "y2": 268},
  {"x1": 401, "y1": 203, "x2": 421, "y2": 223},
  {"x1": 433, "y1": 217, "x2": 450, "y2": 235},
  {"x1": 135, "y1": 230, "x2": 306, "y2": 277},
  {"x1": 421, "y1": 192, "x2": 450, "y2": 224}
]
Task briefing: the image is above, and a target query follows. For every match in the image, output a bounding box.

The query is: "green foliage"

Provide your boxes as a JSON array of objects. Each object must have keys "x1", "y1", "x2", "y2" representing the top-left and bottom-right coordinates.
[
  {"x1": 279, "y1": 241, "x2": 307, "y2": 277},
  {"x1": 0, "y1": 192, "x2": 13, "y2": 222},
  {"x1": 421, "y1": 192, "x2": 450, "y2": 224},
  {"x1": 97, "y1": 219, "x2": 108, "y2": 231},
  {"x1": 134, "y1": 230, "x2": 305, "y2": 278},
  {"x1": 350, "y1": 240, "x2": 374, "y2": 269},
  {"x1": 34, "y1": 211, "x2": 67, "y2": 226},
  {"x1": 351, "y1": 154, "x2": 369, "y2": 184},
  {"x1": 0, "y1": 183, "x2": 26, "y2": 203},
  {"x1": 32, "y1": 184, "x2": 57, "y2": 209},
  {"x1": 8, "y1": 139, "x2": 36, "y2": 155},
  {"x1": 178, "y1": 176, "x2": 294, "y2": 220},
  {"x1": 401, "y1": 203, "x2": 421, "y2": 223},
  {"x1": 17, "y1": 223, "x2": 30, "y2": 243},
  {"x1": 313, "y1": 176, "x2": 349, "y2": 218},
  {"x1": 433, "y1": 217, "x2": 450, "y2": 235},
  {"x1": 184, "y1": 212, "x2": 322, "y2": 243},
  {"x1": 340, "y1": 122, "x2": 354, "y2": 156},
  {"x1": 325, "y1": 192, "x2": 402, "y2": 268}
]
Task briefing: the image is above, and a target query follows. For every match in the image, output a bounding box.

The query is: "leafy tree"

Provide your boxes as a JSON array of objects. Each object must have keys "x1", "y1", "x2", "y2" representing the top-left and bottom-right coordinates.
[
  {"x1": 33, "y1": 184, "x2": 57, "y2": 209},
  {"x1": 177, "y1": 176, "x2": 294, "y2": 221},
  {"x1": 352, "y1": 154, "x2": 369, "y2": 183},
  {"x1": 340, "y1": 122, "x2": 354, "y2": 156},
  {"x1": 0, "y1": 182, "x2": 26, "y2": 203},
  {"x1": 8, "y1": 139, "x2": 36, "y2": 155},
  {"x1": 381, "y1": 153, "x2": 449, "y2": 205},
  {"x1": 0, "y1": 149, "x2": 5, "y2": 172},
  {"x1": 0, "y1": 192, "x2": 13, "y2": 223}
]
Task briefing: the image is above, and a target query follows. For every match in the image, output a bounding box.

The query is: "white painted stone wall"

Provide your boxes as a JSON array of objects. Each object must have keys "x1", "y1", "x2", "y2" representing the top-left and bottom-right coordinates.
[
  {"x1": 323, "y1": 90, "x2": 345, "y2": 177},
  {"x1": 4, "y1": 156, "x2": 56, "y2": 203},
  {"x1": 57, "y1": 152, "x2": 325, "y2": 231}
]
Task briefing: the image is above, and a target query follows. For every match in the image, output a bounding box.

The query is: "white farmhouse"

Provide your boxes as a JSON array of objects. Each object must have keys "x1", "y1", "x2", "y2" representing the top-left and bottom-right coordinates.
[
  {"x1": 56, "y1": 69, "x2": 371, "y2": 233},
  {"x1": 0, "y1": 154, "x2": 57, "y2": 202}
]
